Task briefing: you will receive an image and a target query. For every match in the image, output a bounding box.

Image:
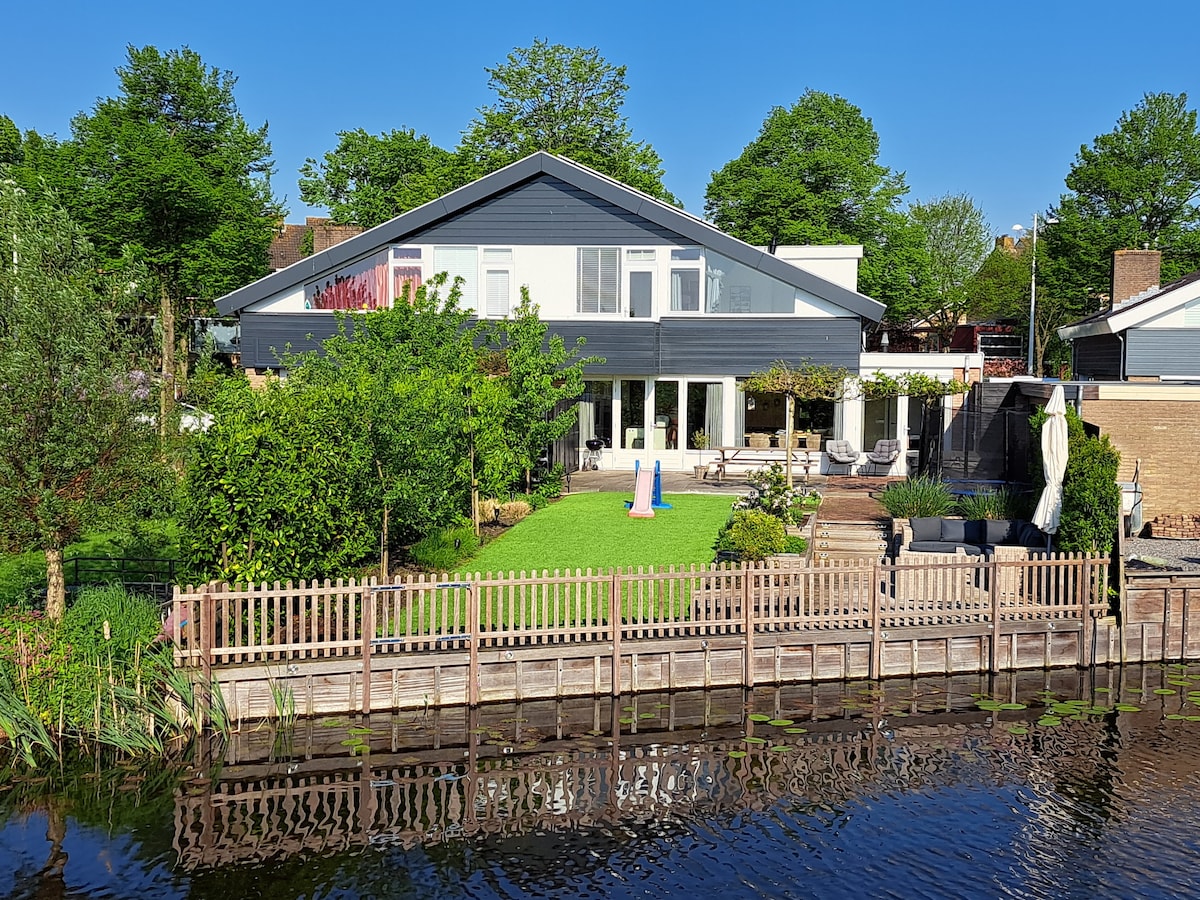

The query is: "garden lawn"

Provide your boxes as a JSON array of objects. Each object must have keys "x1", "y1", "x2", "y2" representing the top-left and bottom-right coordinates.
[{"x1": 463, "y1": 493, "x2": 733, "y2": 576}]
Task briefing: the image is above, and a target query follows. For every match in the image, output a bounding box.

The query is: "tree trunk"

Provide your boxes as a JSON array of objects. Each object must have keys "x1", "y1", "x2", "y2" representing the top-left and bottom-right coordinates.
[
  {"x1": 784, "y1": 394, "x2": 794, "y2": 487},
  {"x1": 159, "y1": 282, "x2": 176, "y2": 441},
  {"x1": 380, "y1": 505, "x2": 389, "y2": 579},
  {"x1": 45, "y1": 547, "x2": 66, "y2": 622}
]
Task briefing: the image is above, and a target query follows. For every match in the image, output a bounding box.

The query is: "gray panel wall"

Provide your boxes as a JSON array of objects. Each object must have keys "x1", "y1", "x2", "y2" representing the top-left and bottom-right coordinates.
[
  {"x1": 1072, "y1": 333, "x2": 1122, "y2": 380},
  {"x1": 543, "y1": 317, "x2": 863, "y2": 376},
  {"x1": 241, "y1": 314, "x2": 343, "y2": 368},
  {"x1": 411, "y1": 175, "x2": 687, "y2": 246},
  {"x1": 241, "y1": 312, "x2": 864, "y2": 377},
  {"x1": 1126, "y1": 328, "x2": 1200, "y2": 377}
]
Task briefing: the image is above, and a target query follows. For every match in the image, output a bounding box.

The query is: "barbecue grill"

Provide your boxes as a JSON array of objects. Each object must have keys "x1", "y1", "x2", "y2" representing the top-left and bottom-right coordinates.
[{"x1": 583, "y1": 438, "x2": 605, "y2": 470}]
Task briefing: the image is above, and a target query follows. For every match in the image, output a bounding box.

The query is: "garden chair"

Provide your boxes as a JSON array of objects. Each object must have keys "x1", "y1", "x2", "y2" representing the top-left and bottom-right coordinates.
[
  {"x1": 865, "y1": 439, "x2": 901, "y2": 476},
  {"x1": 825, "y1": 439, "x2": 859, "y2": 474}
]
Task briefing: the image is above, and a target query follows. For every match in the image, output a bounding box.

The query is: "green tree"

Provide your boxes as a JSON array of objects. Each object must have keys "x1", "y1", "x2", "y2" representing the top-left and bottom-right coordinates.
[
  {"x1": 458, "y1": 40, "x2": 676, "y2": 202},
  {"x1": 298, "y1": 128, "x2": 458, "y2": 227},
  {"x1": 905, "y1": 194, "x2": 992, "y2": 341},
  {"x1": 705, "y1": 90, "x2": 932, "y2": 313},
  {"x1": 489, "y1": 290, "x2": 599, "y2": 492},
  {"x1": 0, "y1": 181, "x2": 161, "y2": 620},
  {"x1": 965, "y1": 240, "x2": 1030, "y2": 322},
  {"x1": 1039, "y1": 93, "x2": 1200, "y2": 372},
  {"x1": 64, "y1": 45, "x2": 281, "y2": 432}
]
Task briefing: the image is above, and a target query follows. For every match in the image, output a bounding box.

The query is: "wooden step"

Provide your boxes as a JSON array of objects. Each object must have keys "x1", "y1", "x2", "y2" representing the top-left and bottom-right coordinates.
[
  {"x1": 813, "y1": 550, "x2": 888, "y2": 563},
  {"x1": 813, "y1": 539, "x2": 890, "y2": 552}
]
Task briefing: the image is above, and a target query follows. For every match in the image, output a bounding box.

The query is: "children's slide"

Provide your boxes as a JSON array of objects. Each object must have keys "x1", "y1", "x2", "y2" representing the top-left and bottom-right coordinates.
[{"x1": 627, "y1": 466, "x2": 655, "y2": 518}]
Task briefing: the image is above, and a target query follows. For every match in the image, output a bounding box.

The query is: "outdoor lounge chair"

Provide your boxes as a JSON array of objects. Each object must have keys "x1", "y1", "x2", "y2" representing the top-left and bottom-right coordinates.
[
  {"x1": 865, "y1": 439, "x2": 901, "y2": 476},
  {"x1": 825, "y1": 439, "x2": 858, "y2": 474}
]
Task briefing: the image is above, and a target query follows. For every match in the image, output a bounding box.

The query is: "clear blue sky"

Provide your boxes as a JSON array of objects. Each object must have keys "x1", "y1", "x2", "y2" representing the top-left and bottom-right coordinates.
[{"x1": 5, "y1": 0, "x2": 1200, "y2": 241}]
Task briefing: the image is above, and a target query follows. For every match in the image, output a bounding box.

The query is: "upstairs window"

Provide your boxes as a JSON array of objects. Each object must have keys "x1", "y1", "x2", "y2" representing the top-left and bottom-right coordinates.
[{"x1": 577, "y1": 248, "x2": 621, "y2": 314}]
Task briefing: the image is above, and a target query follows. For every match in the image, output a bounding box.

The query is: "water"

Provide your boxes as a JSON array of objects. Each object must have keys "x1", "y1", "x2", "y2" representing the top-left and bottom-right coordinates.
[{"x1": 4, "y1": 665, "x2": 1200, "y2": 899}]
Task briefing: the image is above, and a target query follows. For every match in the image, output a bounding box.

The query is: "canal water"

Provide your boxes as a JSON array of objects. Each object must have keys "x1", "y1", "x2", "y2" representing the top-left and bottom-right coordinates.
[{"x1": 4, "y1": 664, "x2": 1200, "y2": 899}]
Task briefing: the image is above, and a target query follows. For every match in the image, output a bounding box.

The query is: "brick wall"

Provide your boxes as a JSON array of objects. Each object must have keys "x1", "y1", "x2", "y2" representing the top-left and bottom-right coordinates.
[
  {"x1": 1112, "y1": 249, "x2": 1161, "y2": 306},
  {"x1": 1080, "y1": 398, "x2": 1200, "y2": 518}
]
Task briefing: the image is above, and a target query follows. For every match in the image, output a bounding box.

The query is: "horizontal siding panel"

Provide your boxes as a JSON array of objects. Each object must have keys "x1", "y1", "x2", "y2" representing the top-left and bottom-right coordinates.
[
  {"x1": 540, "y1": 321, "x2": 659, "y2": 373},
  {"x1": 411, "y1": 175, "x2": 687, "y2": 246},
  {"x1": 1126, "y1": 328, "x2": 1200, "y2": 377},
  {"x1": 659, "y1": 317, "x2": 863, "y2": 376},
  {"x1": 1073, "y1": 333, "x2": 1122, "y2": 380},
  {"x1": 241, "y1": 314, "x2": 342, "y2": 368}
]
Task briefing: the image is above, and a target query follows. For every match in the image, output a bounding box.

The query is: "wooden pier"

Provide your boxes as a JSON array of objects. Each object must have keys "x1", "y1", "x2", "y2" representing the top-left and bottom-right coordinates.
[{"x1": 170, "y1": 552, "x2": 1145, "y2": 721}]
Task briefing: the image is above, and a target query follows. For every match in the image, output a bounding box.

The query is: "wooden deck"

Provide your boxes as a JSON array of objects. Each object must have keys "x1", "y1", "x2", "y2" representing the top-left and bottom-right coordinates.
[{"x1": 173, "y1": 553, "x2": 1123, "y2": 721}]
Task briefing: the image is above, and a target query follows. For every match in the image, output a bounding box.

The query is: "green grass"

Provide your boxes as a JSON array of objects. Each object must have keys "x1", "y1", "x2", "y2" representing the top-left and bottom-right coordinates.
[{"x1": 461, "y1": 492, "x2": 734, "y2": 575}]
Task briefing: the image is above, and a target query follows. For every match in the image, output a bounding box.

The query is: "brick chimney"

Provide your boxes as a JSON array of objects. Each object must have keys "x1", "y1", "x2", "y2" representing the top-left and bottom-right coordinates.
[{"x1": 1111, "y1": 249, "x2": 1161, "y2": 308}]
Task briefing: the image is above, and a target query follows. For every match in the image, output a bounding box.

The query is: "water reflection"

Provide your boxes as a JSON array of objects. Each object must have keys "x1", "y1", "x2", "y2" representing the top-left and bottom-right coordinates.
[{"x1": 6, "y1": 665, "x2": 1200, "y2": 898}]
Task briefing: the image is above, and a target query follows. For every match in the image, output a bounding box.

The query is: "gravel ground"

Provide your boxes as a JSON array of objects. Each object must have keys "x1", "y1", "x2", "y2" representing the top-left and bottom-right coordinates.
[{"x1": 1125, "y1": 535, "x2": 1200, "y2": 571}]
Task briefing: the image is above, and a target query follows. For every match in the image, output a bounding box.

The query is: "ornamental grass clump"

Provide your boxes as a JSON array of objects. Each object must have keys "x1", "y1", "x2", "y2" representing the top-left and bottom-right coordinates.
[
  {"x1": 878, "y1": 477, "x2": 955, "y2": 519},
  {"x1": 955, "y1": 487, "x2": 1021, "y2": 520}
]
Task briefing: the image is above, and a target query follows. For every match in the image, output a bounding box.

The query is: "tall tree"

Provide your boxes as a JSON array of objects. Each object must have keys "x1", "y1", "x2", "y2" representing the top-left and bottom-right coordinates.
[
  {"x1": 65, "y1": 46, "x2": 281, "y2": 430},
  {"x1": 0, "y1": 181, "x2": 160, "y2": 620},
  {"x1": 457, "y1": 40, "x2": 676, "y2": 202},
  {"x1": 705, "y1": 90, "x2": 932, "y2": 313},
  {"x1": 965, "y1": 239, "x2": 1030, "y2": 323},
  {"x1": 1038, "y1": 92, "x2": 1200, "y2": 371},
  {"x1": 298, "y1": 128, "x2": 458, "y2": 228},
  {"x1": 903, "y1": 194, "x2": 992, "y2": 341}
]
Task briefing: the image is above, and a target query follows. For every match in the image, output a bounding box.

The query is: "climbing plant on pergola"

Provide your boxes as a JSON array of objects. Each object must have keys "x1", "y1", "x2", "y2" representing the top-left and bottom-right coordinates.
[{"x1": 741, "y1": 361, "x2": 852, "y2": 486}]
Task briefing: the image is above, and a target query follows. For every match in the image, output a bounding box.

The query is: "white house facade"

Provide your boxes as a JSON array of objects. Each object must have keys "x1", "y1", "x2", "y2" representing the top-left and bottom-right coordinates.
[{"x1": 216, "y1": 153, "x2": 972, "y2": 475}]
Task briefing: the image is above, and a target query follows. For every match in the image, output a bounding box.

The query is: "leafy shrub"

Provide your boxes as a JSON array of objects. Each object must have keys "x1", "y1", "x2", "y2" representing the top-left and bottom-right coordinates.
[
  {"x1": 499, "y1": 500, "x2": 534, "y2": 526},
  {"x1": 878, "y1": 477, "x2": 955, "y2": 518},
  {"x1": 714, "y1": 510, "x2": 787, "y2": 561},
  {"x1": 1059, "y1": 435, "x2": 1121, "y2": 554},
  {"x1": 533, "y1": 463, "x2": 566, "y2": 502},
  {"x1": 782, "y1": 535, "x2": 808, "y2": 555},
  {"x1": 1030, "y1": 405, "x2": 1121, "y2": 553},
  {"x1": 955, "y1": 487, "x2": 1021, "y2": 520},
  {"x1": 408, "y1": 525, "x2": 481, "y2": 572}
]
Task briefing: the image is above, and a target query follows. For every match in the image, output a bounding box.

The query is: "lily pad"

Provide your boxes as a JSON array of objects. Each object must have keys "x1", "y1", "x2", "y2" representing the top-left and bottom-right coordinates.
[
  {"x1": 1007, "y1": 726, "x2": 1029, "y2": 735},
  {"x1": 998, "y1": 703, "x2": 1027, "y2": 711},
  {"x1": 727, "y1": 750, "x2": 748, "y2": 759},
  {"x1": 1115, "y1": 703, "x2": 1142, "y2": 712},
  {"x1": 1037, "y1": 716, "x2": 1062, "y2": 727},
  {"x1": 768, "y1": 719, "x2": 795, "y2": 727},
  {"x1": 639, "y1": 712, "x2": 655, "y2": 719},
  {"x1": 784, "y1": 727, "x2": 808, "y2": 734},
  {"x1": 748, "y1": 714, "x2": 772, "y2": 722},
  {"x1": 618, "y1": 717, "x2": 634, "y2": 725},
  {"x1": 744, "y1": 736, "x2": 767, "y2": 745},
  {"x1": 1094, "y1": 687, "x2": 1112, "y2": 693},
  {"x1": 770, "y1": 745, "x2": 791, "y2": 752},
  {"x1": 1154, "y1": 688, "x2": 1176, "y2": 695}
]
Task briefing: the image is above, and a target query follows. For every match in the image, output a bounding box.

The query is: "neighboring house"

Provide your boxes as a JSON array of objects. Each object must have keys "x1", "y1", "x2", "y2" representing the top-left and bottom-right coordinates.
[
  {"x1": 215, "y1": 152, "x2": 973, "y2": 474},
  {"x1": 270, "y1": 217, "x2": 364, "y2": 272},
  {"x1": 1056, "y1": 249, "x2": 1200, "y2": 519}
]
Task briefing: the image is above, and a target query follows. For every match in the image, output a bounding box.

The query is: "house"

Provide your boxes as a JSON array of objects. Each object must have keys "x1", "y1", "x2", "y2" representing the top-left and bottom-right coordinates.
[
  {"x1": 1057, "y1": 249, "x2": 1200, "y2": 521},
  {"x1": 215, "y1": 152, "x2": 975, "y2": 475}
]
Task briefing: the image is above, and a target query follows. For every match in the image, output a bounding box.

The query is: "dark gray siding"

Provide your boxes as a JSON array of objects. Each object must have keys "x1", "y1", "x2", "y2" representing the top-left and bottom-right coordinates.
[
  {"x1": 240, "y1": 314, "x2": 343, "y2": 368},
  {"x1": 542, "y1": 317, "x2": 863, "y2": 376},
  {"x1": 1072, "y1": 333, "x2": 1122, "y2": 380},
  {"x1": 411, "y1": 175, "x2": 688, "y2": 246},
  {"x1": 1126, "y1": 328, "x2": 1200, "y2": 377},
  {"x1": 241, "y1": 312, "x2": 864, "y2": 376}
]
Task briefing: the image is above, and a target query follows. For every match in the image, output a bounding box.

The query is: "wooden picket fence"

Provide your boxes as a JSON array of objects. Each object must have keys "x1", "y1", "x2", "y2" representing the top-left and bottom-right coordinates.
[{"x1": 174, "y1": 552, "x2": 1109, "y2": 675}]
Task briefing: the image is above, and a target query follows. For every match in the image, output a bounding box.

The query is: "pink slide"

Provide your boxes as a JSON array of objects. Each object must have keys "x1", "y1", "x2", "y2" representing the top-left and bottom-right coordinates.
[{"x1": 627, "y1": 466, "x2": 655, "y2": 518}]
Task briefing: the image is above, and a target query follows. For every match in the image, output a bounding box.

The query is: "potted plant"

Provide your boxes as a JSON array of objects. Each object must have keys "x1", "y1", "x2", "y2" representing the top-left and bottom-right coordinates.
[{"x1": 692, "y1": 429, "x2": 710, "y2": 450}]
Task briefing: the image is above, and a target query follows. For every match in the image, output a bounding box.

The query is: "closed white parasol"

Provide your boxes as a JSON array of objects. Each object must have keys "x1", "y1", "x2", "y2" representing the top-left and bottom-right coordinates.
[{"x1": 1031, "y1": 384, "x2": 1069, "y2": 545}]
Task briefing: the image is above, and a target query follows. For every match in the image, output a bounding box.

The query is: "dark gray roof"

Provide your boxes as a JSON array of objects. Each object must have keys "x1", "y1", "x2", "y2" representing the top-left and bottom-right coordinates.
[
  {"x1": 216, "y1": 152, "x2": 885, "y2": 321},
  {"x1": 1061, "y1": 268, "x2": 1200, "y2": 333}
]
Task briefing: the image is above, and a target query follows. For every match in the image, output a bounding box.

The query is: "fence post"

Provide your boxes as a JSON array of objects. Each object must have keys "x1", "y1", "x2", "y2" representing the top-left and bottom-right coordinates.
[
  {"x1": 1080, "y1": 556, "x2": 1092, "y2": 668},
  {"x1": 200, "y1": 590, "x2": 214, "y2": 682},
  {"x1": 610, "y1": 571, "x2": 622, "y2": 696},
  {"x1": 467, "y1": 583, "x2": 480, "y2": 707},
  {"x1": 989, "y1": 557, "x2": 1000, "y2": 673},
  {"x1": 743, "y1": 563, "x2": 754, "y2": 688},
  {"x1": 870, "y1": 560, "x2": 881, "y2": 680},
  {"x1": 361, "y1": 582, "x2": 374, "y2": 714}
]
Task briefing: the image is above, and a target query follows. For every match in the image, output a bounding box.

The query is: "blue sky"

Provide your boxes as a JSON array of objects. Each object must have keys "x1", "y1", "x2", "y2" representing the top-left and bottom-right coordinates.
[{"x1": 4, "y1": 0, "x2": 1200, "y2": 241}]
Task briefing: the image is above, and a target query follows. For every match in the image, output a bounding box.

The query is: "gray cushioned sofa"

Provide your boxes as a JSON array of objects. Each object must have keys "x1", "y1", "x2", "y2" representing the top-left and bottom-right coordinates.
[{"x1": 894, "y1": 517, "x2": 1047, "y2": 558}]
